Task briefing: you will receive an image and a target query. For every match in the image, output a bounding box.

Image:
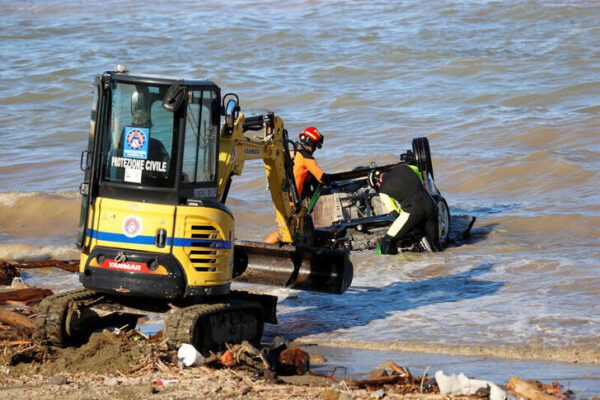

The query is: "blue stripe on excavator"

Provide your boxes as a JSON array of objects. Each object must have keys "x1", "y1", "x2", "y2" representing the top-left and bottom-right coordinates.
[{"x1": 86, "y1": 229, "x2": 233, "y2": 249}]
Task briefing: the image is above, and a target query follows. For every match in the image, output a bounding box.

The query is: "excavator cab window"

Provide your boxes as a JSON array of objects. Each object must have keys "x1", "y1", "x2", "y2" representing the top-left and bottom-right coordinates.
[
  {"x1": 181, "y1": 90, "x2": 219, "y2": 184},
  {"x1": 94, "y1": 75, "x2": 221, "y2": 204},
  {"x1": 102, "y1": 82, "x2": 176, "y2": 187}
]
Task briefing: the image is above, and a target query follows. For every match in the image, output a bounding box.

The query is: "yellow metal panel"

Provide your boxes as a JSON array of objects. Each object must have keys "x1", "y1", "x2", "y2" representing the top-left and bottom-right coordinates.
[
  {"x1": 79, "y1": 252, "x2": 89, "y2": 274},
  {"x1": 83, "y1": 197, "x2": 234, "y2": 289},
  {"x1": 172, "y1": 205, "x2": 234, "y2": 287},
  {"x1": 89, "y1": 197, "x2": 175, "y2": 253},
  {"x1": 83, "y1": 202, "x2": 95, "y2": 249}
]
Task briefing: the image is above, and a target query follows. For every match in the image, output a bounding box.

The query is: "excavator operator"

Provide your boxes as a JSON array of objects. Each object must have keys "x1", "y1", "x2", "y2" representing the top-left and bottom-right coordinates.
[
  {"x1": 368, "y1": 164, "x2": 443, "y2": 254},
  {"x1": 292, "y1": 126, "x2": 329, "y2": 200}
]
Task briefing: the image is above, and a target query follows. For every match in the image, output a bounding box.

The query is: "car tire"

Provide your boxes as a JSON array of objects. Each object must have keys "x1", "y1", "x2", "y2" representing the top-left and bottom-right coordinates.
[
  {"x1": 432, "y1": 195, "x2": 450, "y2": 245},
  {"x1": 412, "y1": 137, "x2": 434, "y2": 180}
]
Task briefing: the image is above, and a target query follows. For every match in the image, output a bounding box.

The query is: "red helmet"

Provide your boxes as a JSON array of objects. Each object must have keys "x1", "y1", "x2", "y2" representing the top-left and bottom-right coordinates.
[{"x1": 299, "y1": 127, "x2": 324, "y2": 149}]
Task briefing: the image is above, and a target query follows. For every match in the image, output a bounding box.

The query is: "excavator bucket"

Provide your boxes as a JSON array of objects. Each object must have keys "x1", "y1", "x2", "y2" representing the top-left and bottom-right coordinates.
[{"x1": 233, "y1": 240, "x2": 353, "y2": 294}]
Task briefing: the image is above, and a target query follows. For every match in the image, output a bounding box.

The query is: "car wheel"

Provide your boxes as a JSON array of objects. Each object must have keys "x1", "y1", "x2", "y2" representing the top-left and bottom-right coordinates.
[
  {"x1": 412, "y1": 137, "x2": 434, "y2": 180},
  {"x1": 432, "y1": 195, "x2": 450, "y2": 245}
]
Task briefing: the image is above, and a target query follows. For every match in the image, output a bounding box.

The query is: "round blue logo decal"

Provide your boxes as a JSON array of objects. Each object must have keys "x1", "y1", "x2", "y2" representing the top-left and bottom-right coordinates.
[{"x1": 127, "y1": 129, "x2": 146, "y2": 150}]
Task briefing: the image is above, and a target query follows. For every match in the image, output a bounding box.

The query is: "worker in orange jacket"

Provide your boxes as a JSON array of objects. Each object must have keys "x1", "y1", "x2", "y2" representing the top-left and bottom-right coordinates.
[
  {"x1": 264, "y1": 127, "x2": 329, "y2": 243},
  {"x1": 292, "y1": 126, "x2": 329, "y2": 200}
]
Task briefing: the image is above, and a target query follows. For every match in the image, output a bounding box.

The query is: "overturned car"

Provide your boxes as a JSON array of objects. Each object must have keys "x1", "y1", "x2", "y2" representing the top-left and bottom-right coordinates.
[{"x1": 309, "y1": 137, "x2": 472, "y2": 252}]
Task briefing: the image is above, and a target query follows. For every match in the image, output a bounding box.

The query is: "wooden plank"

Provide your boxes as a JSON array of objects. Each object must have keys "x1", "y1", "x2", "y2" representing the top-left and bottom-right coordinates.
[
  {"x1": 7, "y1": 260, "x2": 79, "y2": 273},
  {"x1": 507, "y1": 376, "x2": 558, "y2": 400},
  {"x1": 0, "y1": 288, "x2": 53, "y2": 305},
  {"x1": 0, "y1": 309, "x2": 35, "y2": 329}
]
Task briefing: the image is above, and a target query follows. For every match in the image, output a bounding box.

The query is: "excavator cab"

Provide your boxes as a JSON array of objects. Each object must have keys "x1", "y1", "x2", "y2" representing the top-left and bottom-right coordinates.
[
  {"x1": 84, "y1": 68, "x2": 219, "y2": 203},
  {"x1": 99, "y1": 78, "x2": 220, "y2": 197},
  {"x1": 76, "y1": 67, "x2": 234, "y2": 300}
]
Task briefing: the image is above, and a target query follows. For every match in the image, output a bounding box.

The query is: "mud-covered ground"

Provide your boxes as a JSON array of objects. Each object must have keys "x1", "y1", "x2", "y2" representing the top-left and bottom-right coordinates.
[
  {"x1": 0, "y1": 266, "x2": 592, "y2": 399},
  {"x1": 0, "y1": 370, "x2": 469, "y2": 400},
  {"x1": 0, "y1": 330, "x2": 459, "y2": 400},
  {"x1": 1, "y1": 327, "x2": 587, "y2": 400}
]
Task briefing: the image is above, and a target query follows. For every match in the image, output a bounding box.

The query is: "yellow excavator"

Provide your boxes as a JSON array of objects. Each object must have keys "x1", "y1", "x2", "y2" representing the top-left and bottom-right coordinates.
[{"x1": 34, "y1": 66, "x2": 352, "y2": 352}]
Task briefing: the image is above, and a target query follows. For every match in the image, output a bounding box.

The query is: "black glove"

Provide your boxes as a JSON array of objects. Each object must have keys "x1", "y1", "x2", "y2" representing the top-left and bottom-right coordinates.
[{"x1": 379, "y1": 234, "x2": 398, "y2": 255}]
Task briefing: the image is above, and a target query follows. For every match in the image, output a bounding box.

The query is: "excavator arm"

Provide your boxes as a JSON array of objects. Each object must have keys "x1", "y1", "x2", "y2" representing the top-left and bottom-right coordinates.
[
  {"x1": 214, "y1": 105, "x2": 351, "y2": 295},
  {"x1": 217, "y1": 111, "x2": 308, "y2": 244}
]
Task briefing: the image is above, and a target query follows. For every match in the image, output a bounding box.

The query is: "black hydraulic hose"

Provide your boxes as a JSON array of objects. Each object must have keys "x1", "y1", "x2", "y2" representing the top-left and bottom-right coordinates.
[
  {"x1": 283, "y1": 136, "x2": 300, "y2": 207},
  {"x1": 220, "y1": 176, "x2": 233, "y2": 203}
]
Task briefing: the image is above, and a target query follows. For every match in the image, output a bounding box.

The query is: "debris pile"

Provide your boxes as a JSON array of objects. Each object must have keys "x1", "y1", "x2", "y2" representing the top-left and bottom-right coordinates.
[
  {"x1": 0, "y1": 260, "x2": 20, "y2": 285},
  {"x1": 507, "y1": 376, "x2": 576, "y2": 400},
  {"x1": 0, "y1": 319, "x2": 580, "y2": 400},
  {"x1": 0, "y1": 260, "x2": 590, "y2": 399}
]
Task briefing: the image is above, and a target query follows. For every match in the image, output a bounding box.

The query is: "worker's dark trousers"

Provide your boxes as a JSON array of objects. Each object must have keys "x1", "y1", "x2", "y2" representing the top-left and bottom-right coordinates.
[{"x1": 389, "y1": 194, "x2": 442, "y2": 251}]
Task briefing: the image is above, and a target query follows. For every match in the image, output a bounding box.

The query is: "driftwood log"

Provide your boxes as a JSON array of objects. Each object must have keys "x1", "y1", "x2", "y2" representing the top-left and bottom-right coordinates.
[
  {"x1": 0, "y1": 259, "x2": 79, "y2": 274},
  {"x1": 507, "y1": 376, "x2": 560, "y2": 400},
  {"x1": 0, "y1": 288, "x2": 54, "y2": 306},
  {"x1": 344, "y1": 375, "x2": 402, "y2": 388},
  {"x1": 0, "y1": 309, "x2": 35, "y2": 329}
]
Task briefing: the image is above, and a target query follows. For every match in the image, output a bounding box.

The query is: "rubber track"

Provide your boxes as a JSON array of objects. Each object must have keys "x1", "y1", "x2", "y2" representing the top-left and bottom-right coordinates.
[
  {"x1": 164, "y1": 301, "x2": 264, "y2": 350},
  {"x1": 34, "y1": 288, "x2": 99, "y2": 346}
]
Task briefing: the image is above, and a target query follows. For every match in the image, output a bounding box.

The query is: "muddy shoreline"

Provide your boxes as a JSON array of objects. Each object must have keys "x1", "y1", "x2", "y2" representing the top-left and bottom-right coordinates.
[
  {"x1": 1, "y1": 326, "x2": 597, "y2": 399},
  {"x1": 1, "y1": 262, "x2": 598, "y2": 398},
  {"x1": 296, "y1": 339, "x2": 600, "y2": 365},
  {"x1": 308, "y1": 345, "x2": 600, "y2": 398}
]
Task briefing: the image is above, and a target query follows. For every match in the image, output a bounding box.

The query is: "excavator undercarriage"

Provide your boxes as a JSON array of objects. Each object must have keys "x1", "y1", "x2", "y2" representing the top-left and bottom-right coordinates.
[{"x1": 34, "y1": 287, "x2": 278, "y2": 352}]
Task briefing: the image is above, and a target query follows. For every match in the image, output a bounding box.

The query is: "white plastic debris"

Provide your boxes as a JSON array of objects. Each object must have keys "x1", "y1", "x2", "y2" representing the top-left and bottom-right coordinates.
[
  {"x1": 435, "y1": 370, "x2": 507, "y2": 400},
  {"x1": 177, "y1": 343, "x2": 205, "y2": 367},
  {"x1": 10, "y1": 277, "x2": 29, "y2": 289}
]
